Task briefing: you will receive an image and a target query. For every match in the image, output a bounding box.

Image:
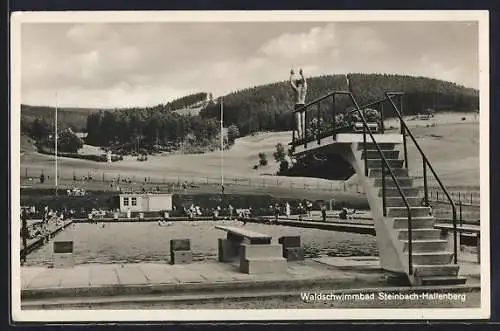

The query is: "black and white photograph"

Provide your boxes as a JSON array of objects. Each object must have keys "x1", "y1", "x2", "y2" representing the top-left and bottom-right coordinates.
[{"x1": 10, "y1": 10, "x2": 490, "y2": 321}]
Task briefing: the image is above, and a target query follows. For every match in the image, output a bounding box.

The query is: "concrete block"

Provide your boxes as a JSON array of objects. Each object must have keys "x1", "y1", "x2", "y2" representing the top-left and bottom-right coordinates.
[
  {"x1": 240, "y1": 257, "x2": 287, "y2": 274},
  {"x1": 218, "y1": 238, "x2": 239, "y2": 262},
  {"x1": 170, "y1": 250, "x2": 193, "y2": 265},
  {"x1": 170, "y1": 239, "x2": 191, "y2": 252},
  {"x1": 279, "y1": 236, "x2": 301, "y2": 248},
  {"x1": 284, "y1": 247, "x2": 305, "y2": 261},
  {"x1": 52, "y1": 241, "x2": 74, "y2": 268},
  {"x1": 239, "y1": 244, "x2": 283, "y2": 260}
]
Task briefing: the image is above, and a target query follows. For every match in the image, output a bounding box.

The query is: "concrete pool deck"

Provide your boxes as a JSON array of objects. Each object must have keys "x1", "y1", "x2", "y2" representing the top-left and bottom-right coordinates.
[{"x1": 21, "y1": 254, "x2": 480, "y2": 306}]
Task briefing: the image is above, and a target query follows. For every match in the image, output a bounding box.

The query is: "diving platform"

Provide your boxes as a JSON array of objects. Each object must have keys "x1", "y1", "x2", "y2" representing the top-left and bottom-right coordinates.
[
  {"x1": 293, "y1": 132, "x2": 403, "y2": 156},
  {"x1": 285, "y1": 90, "x2": 465, "y2": 286}
]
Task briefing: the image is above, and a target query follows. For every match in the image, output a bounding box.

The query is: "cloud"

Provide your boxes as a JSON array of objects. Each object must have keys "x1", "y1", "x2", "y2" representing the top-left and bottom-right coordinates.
[
  {"x1": 19, "y1": 21, "x2": 479, "y2": 108},
  {"x1": 258, "y1": 24, "x2": 338, "y2": 59}
]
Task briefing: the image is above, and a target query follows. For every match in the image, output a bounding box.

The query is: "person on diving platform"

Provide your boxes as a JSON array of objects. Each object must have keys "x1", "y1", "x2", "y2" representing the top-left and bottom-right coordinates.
[{"x1": 290, "y1": 68, "x2": 308, "y2": 139}]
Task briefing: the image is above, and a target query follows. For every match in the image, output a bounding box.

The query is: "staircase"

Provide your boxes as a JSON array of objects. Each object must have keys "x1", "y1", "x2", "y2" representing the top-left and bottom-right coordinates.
[
  {"x1": 288, "y1": 90, "x2": 464, "y2": 286},
  {"x1": 349, "y1": 142, "x2": 466, "y2": 286}
]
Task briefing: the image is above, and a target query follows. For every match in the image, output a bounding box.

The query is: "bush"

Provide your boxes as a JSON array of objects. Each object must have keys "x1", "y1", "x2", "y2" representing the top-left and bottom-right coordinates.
[
  {"x1": 273, "y1": 143, "x2": 286, "y2": 163},
  {"x1": 227, "y1": 124, "x2": 240, "y2": 145},
  {"x1": 279, "y1": 160, "x2": 289, "y2": 172},
  {"x1": 259, "y1": 158, "x2": 268, "y2": 166}
]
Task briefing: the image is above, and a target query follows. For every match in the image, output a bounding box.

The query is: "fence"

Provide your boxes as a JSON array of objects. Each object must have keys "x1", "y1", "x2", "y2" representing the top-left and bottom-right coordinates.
[
  {"x1": 418, "y1": 188, "x2": 480, "y2": 206},
  {"x1": 20, "y1": 167, "x2": 367, "y2": 194}
]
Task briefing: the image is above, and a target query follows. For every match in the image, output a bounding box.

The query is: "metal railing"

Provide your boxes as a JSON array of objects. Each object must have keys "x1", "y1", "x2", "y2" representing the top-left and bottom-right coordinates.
[
  {"x1": 292, "y1": 91, "x2": 418, "y2": 275},
  {"x1": 290, "y1": 90, "x2": 460, "y2": 273},
  {"x1": 346, "y1": 92, "x2": 415, "y2": 275},
  {"x1": 291, "y1": 92, "x2": 389, "y2": 151},
  {"x1": 385, "y1": 92, "x2": 458, "y2": 264}
]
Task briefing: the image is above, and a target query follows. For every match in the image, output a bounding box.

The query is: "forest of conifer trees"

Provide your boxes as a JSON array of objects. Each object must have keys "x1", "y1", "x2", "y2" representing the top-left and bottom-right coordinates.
[{"x1": 21, "y1": 74, "x2": 478, "y2": 154}]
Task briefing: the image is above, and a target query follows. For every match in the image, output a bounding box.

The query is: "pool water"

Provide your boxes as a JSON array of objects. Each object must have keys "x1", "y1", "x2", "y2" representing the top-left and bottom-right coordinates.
[{"x1": 25, "y1": 221, "x2": 378, "y2": 266}]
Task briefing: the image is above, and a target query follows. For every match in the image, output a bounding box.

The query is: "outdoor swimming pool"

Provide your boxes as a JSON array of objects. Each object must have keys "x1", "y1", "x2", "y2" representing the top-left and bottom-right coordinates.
[{"x1": 25, "y1": 221, "x2": 378, "y2": 266}]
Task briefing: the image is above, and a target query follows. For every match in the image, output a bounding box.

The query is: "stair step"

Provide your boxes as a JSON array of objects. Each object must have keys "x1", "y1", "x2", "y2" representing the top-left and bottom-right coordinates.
[
  {"x1": 413, "y1": 264, "x2": 459, "y2": 277},
  {"x1": 367, "y1": 159, "x2": 404, "y2": 169},
  {"x1": 402, "y1": 239, "x2": 448, "y2": 252},
  {"x1": 378, "y1": 187, "x2": 419, "y2": 198},
  {"x1": 372, "y1": 177, "x2": 414, "y2": 188},
  {"x1": 419, "y1": 276, "x2": 467, "y2": 286},
  {"x1": 362, "y1": 150, "x2": 400, "y2": 160},
  {"x1": 387, "y1": 206, "x2": 432, "y2": 218},
  {"x1": 393, "y1": 217, "x2": 436, "y2": 229},
  {"x1": 398, "y1": 229, "x2": 441, "y2": 240},
  {"x1": 358, "y1": 143, "x2": 396, "y2": 151},
  {"x1": 386, "y1": 196, "x2": 422, "y2": 207},
  {"x1": 369, "y1": 168, "x2": 409, "y2": 178},
  {"x1": 405, "y1": 251, "x2": 453, "y2": 265}
]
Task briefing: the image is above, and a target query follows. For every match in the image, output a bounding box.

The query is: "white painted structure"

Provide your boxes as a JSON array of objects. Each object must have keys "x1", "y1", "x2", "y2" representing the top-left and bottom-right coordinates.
[{"x1": 119, "y1": 193, "x2": 173, "y2": 213}]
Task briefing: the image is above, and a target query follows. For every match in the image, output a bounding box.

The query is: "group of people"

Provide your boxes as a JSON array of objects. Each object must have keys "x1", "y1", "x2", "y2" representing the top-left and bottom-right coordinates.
[
  {"x1": 20, "y1": 205, "x2": 74, "y2": 263},
  {"x1": 66, "y1": 187, "x2": 86, "y2": 196},
  {"x1": 268, "y1": 200, "x2": 319, "y2": 222}
]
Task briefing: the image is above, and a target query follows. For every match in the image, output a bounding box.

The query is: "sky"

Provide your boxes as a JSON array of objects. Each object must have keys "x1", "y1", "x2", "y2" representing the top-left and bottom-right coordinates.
[{"x1": 20, "y1": 21, "x2": 479, "y2": 108}]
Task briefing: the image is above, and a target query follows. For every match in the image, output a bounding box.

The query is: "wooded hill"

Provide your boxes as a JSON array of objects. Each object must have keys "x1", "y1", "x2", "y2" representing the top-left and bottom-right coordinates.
[
  {"x1": 20, "y1": 92, "x2": 209, "y2": 133},
  {"x1": 21, "y1": 74, "x2": 478, "y2": 152},
  {"x1": 200, "y1": 73, "x2": 479, "y2": 137}
]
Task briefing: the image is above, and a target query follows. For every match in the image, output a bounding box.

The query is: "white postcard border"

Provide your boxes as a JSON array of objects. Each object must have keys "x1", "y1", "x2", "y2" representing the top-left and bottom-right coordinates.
[{"x1": 10, "y1": 9, "x2": 491, "y2": 321}]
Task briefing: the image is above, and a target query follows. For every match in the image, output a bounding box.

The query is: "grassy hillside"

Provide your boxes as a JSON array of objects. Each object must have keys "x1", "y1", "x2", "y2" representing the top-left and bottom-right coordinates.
[{"x1": 20, "y1": 112, "x2": 479, "y2": 190}]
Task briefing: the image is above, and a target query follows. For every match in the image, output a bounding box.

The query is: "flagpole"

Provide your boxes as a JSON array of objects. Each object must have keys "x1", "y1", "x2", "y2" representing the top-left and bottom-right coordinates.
[
  {"x1": 220, "y1": 98, "x2": 224, "y2": 195},
  {"x1": 55, "y1": 92, "x2": 58, "y2": 197}
]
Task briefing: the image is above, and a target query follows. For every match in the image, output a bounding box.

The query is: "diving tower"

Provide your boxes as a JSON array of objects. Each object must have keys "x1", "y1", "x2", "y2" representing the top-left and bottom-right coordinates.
[{"x1": 289, "y1": 91, "x2": 464, "y2": 286}]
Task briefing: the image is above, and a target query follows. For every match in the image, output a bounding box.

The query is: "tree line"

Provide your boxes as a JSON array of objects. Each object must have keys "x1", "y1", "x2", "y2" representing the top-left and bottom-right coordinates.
[
  {"x1": 20, "y1": 92, "x2": 211, "y2": 135},
  {"x1": 85, "y1": 108, "x2": 221, "y2": 154},
  {"x1": 22, "y1": 74, "x2": 478, "y2": 155}
]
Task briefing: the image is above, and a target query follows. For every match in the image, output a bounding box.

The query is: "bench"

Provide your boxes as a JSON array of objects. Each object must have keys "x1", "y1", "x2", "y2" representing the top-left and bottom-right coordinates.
[
  {"x1": 215, "y1": 225, "x2": 272, "y2": 245},
  {"x1": 215, "y1": 225, "x2": 286, "y2": 274},
  {"x1": 434, "y1": 223, "x2": 480, "y2": 263},
  {"x1": 279, "y1": 236, "x2": 304, "y2": 261}
]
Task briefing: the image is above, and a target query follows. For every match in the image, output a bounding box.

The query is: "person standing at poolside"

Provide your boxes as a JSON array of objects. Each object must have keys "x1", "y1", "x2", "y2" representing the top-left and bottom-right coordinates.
[{"x1": 290, "y1": 68, "x2": 308, "y2": 138}]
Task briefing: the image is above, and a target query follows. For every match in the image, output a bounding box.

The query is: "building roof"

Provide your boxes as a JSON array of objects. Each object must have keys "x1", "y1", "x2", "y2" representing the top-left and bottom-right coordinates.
[{"x1": 119, "y1": 192, "x2": 173, "y2": 197}]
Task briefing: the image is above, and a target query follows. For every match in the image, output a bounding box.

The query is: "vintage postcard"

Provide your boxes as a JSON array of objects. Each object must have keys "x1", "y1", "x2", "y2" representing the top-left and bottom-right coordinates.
[{"x1": 10, "y1": 10, "x2": 490, "y2": 321}]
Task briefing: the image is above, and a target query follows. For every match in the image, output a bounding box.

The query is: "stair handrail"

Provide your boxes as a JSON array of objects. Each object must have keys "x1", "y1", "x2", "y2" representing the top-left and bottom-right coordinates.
[
  {"x1": 346, "y1": 92, "x2": 415, "y2": 276},
  {"x1": 292, "y1": 90, "x2": 346, "y2": 148},
  {"x1": 291, "y1": 94, "x2": 390, "y2": 148},
  {"x1": 385, "y1": 92, "x2": 458, "y2": 264}
]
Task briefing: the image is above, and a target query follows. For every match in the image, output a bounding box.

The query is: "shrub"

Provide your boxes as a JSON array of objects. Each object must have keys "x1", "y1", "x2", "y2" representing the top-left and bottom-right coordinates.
[
  {"x1": 227, "y1": 124, "x2": 240, "y2": 145},
  {"x1": 273, "y1": 143, "x2": 286, "y2": 163},
  {"x1": 259, "y1": 158, "x2": 268, "y2": 166},
  {"x1": 279, "y1": 160, "x2": 289, "y2": 172}
]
